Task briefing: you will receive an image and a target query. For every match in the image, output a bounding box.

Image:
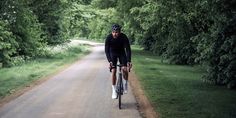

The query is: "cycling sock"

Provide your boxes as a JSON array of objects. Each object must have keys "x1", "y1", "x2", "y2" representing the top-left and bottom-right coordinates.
[
  {"x1": 112, "y1": 85, "x2": 116, "y2": 91},
  {"x1": 123, "y1": 80, "x2": 128, "y2": 85}
]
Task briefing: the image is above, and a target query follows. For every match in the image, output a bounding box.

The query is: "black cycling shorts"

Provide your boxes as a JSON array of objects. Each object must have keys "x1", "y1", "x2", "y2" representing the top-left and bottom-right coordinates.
[{"x1": 110, "y1": 53, "x2": 127, "y2": 67}]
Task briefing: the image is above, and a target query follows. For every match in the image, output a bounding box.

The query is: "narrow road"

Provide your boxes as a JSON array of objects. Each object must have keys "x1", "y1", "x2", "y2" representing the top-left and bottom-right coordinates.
[{"x1": 0, "y1": 44, "x2": 141, "y2": 118}]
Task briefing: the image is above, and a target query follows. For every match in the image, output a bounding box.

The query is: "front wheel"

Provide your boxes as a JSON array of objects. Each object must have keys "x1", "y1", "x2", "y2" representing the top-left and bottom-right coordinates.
[
  {"x1": 118, "y1": 74, "x2": 123, "y2": 109},
  {"x1": 118, "y1": 89, "x2": 121, "y2": 109}
]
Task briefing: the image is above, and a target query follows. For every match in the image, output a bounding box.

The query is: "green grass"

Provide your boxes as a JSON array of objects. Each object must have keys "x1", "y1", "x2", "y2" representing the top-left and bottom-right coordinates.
[
  {"x1": 0, "y1": 45, "x2": 89, "y2": 99},
  {"x1": 132, "y1": 46, "x2": 236, "y2": 118}
]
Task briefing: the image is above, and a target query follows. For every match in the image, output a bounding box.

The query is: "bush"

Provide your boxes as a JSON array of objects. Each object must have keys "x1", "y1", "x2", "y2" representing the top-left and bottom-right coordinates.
[
  {"x1": 0, "y1": 20, "x2": 18, "y2": 67},
  {"x1": 206, "y1": 20, "x2": 236, "y2": 88}
]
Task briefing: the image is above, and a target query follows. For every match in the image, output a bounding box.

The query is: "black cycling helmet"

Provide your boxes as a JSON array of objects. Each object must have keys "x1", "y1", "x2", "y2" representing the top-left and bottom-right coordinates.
[{"x1": 112, "y1": 24, "x2": 121, "y2": 32}]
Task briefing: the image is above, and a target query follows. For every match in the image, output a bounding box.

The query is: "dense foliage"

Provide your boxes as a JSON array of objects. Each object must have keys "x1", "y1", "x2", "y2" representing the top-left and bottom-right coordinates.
[
  {"x1": 81, "y1": 0, "x2": 236, "y2": 88},
  {"x1": 0, "y1": 0, "x2": 45, "y2": 66},
  {"x1": 0, "y1": 20, "x2": 17, "y2": 66},
  {"x1": 128, "y1": 0, "x2": 236, "y2": 88},
  {"x1": 0, "y1": 0, "x2": 78, "y2": 66},
  {"x1": 0, "y1": 0, "x2": 235, "y2": 88}
]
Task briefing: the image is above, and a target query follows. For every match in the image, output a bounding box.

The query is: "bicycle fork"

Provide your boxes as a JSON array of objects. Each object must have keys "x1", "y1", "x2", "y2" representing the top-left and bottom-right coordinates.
[{"x1": 116, "y1": 72, "x2": 123, "y2": 95}]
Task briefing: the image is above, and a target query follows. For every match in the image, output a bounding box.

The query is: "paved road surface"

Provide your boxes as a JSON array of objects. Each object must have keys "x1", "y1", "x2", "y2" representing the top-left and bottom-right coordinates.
[{"x1": 0, "y1": 44, "x2": 141, "y2": 118}]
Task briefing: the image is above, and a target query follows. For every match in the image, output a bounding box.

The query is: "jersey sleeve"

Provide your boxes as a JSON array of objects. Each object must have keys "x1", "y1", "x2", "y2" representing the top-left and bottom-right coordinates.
[
  {"x1": 105, "y1": 35, "x2": 112, "y2": 62},
  {"x1": 124, "y1": 34, "x2": 131, "y2": 62}
]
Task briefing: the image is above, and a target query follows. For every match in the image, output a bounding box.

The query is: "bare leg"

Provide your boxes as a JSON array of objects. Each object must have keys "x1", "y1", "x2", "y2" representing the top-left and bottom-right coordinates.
[
  {"x1": 112, "y1": 68, "x2": 117, "y2": 85},
  {"x1": 122, "y1": 67, "x2": 129, "y2": 93},
  {"x1": 111, "y1": 68, "x2": 117, "y2": 99},
  {"x1": 122, "y1": 67, "x2": 128, "y2": 80}
]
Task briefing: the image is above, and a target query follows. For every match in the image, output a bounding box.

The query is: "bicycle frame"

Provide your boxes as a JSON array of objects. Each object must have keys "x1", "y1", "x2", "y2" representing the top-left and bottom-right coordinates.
[
  {"x1": 110, "y1": 64, "x2": 124, "y2": 109},
  {"x1": 116, "y1": 65, "x2": 123, "y2": 109}
]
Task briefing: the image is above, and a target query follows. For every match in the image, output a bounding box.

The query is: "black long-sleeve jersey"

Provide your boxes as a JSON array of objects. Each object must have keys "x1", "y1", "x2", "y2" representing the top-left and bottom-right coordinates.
[{"x1": 105, "y1": 33, "x2": 131, "y2": 63}]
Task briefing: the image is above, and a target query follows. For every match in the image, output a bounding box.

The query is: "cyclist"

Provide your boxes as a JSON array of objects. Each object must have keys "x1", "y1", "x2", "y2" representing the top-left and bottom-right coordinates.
[{"x1": 105, "y1": 24, "x2": 132, "y2": 99}]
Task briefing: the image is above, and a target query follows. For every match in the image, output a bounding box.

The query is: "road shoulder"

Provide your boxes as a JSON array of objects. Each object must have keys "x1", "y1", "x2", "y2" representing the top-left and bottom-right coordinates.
[{"x1": 129, "y1": 71, "x2": 159, "y2": 118}]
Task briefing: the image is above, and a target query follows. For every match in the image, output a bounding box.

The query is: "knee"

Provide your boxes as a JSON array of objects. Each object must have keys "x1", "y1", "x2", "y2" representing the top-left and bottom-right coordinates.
[
  {"x1": 112, "y1": 69, "x2": 117, "y2": 75},
  {"x1": 122, "y1": 67, "x2": 128, "y2": 72}
]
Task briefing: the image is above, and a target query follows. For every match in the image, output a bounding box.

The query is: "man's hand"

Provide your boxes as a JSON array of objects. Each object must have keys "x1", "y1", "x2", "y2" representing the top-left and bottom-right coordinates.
[
  {"x1": 109, "y1": 62, "x2": 113, "y2": 67},
  {"x1": 109, "y1": 62, "x2": 113, "y2": 71},
  {"x1": 127, "y1": 62, "x2": 132, "y2": 72}
]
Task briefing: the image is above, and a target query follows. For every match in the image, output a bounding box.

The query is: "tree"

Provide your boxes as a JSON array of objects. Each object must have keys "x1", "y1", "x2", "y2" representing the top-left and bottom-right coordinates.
[
  {"x1": 29, "y1": 0, "x2": 69, "y2": 45},
  {"x1": 0, "y1": 20, "x2": 18, "y2": 67},
  {"x1": 0, "y1": 0, "x2": 45, "y2": 66}
]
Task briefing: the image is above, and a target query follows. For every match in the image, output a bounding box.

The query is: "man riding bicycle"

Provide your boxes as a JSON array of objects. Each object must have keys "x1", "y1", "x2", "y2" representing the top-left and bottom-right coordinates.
[{"x1": 105, "y1": 24, "x2": 132, "y2": 99}]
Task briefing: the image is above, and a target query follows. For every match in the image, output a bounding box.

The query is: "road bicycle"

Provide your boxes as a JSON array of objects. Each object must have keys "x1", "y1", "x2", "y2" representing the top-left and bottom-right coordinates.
[
  {"x1": 116, "y1": 64, "x2": 124, "y2": 109},
  {"x1": 110, "y1": 64, "x2": 128, "y2": 109}
]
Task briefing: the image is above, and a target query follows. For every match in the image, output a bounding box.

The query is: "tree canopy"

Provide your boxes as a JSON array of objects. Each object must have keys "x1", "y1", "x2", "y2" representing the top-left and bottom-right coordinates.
[{"x1": 0, "y1": 0, "x2": 235, "y2": 88}]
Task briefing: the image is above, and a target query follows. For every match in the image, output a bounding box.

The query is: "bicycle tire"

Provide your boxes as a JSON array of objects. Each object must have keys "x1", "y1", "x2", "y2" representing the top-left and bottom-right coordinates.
[{"x1": 118, "y1": 73, "x2": 122, "y2": 109}]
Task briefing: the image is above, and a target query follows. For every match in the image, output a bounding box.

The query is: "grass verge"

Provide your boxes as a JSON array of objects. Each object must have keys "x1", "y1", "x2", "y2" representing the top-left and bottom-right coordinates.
[
  {"x1": 0, "y1": 44, "x2": 90, "y2": 99},
  {"x1": 132, "y1": 46, "x2": 236, "y2": 118}
]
